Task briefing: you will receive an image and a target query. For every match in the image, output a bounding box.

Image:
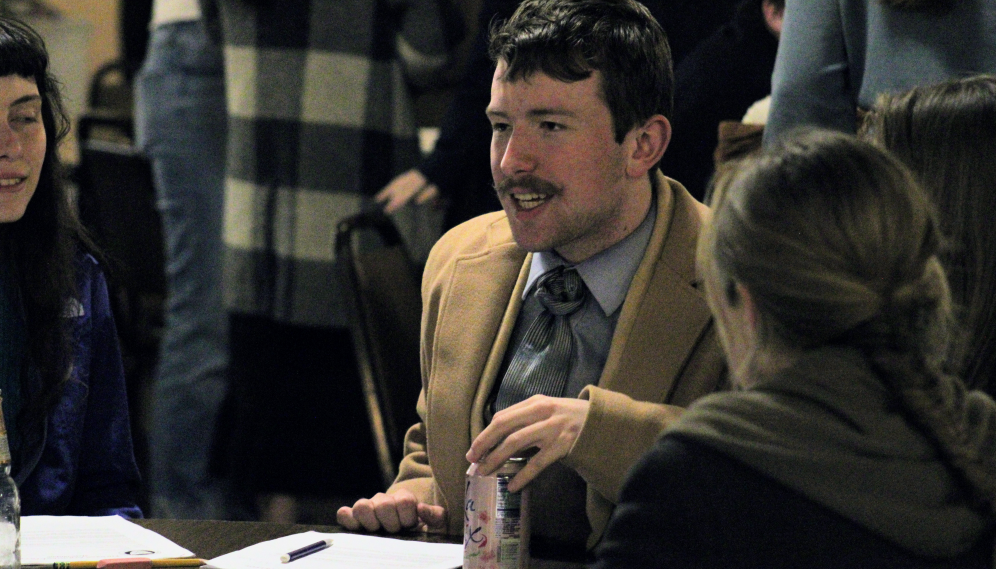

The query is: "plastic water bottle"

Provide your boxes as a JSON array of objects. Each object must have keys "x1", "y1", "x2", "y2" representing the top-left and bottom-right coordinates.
[{"x1": 0, "y1": 396, "x2": 20, "y2": 569}]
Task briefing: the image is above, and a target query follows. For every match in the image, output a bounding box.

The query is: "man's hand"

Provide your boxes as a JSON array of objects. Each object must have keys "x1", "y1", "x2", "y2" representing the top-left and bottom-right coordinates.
[
  {"x1": 465, "y1": 395, "x2": 590, "y2": 493},
  {"x1": 336, "y1": 489, "x2": 447, "y2": 533},
  {"x1": 375, "y1": 169, "x2": 440, "y2": 213}
]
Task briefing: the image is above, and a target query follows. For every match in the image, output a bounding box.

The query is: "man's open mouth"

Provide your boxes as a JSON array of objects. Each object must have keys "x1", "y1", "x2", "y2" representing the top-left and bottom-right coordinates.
[{"x1": 512, "y1": 192, "x2": 550, "y2": 210}]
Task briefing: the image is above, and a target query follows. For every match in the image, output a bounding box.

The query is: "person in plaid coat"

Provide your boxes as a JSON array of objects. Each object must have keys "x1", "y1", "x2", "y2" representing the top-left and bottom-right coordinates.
[{"x1": 207, "y1": 0, "x2": 463, "y2": 517}]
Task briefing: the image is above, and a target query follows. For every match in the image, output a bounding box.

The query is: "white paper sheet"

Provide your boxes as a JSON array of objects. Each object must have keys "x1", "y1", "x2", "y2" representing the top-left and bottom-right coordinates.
[
  {"x1": 21, "y1": 516, "x2": 195, "y2": 565},
  {"x1": 208, "y1": 531, "x2": 462, "y2": 569}
]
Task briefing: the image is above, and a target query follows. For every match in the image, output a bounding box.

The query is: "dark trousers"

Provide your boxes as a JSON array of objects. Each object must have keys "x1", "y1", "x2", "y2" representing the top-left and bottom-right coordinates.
[{"x1": 216, "y1": 313, "x2": 382, "y2": 512}]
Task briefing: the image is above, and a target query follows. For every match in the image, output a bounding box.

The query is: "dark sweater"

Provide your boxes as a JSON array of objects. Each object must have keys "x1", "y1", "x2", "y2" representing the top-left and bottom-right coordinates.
[
  {"x1": 592, "y1": 434, "x2": 993, "y2": 569},
  {"x1": 658, "y1": 0, "x2": 779, "y2": 200}
]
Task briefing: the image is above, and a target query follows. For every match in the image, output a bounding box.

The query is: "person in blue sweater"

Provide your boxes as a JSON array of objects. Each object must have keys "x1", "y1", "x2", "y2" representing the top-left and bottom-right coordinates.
[
  {"x1": 594, "y1": 130, "x2": 995, "y2": 568},
  {"x1": 763, "y1": 0, "x2": 996, "y2": 145},
  {"x1": 0, "y1": 17, "x2": 142, "y2": 517}
]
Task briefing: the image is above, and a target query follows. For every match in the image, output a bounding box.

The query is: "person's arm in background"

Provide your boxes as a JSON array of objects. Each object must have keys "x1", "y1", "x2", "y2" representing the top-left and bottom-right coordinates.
[
  {"x1": 657, "y1": 0, "x2": 781, "y2": 201},
  {"x1": 197, "y1": 0, "x2": 221, "y2": 43},
  {"x1": 376, "y1": 0, "x2": 517, "y2": 218},
  {"x1": 763, "y1": 0, "x2": 855, "y2": 145}
]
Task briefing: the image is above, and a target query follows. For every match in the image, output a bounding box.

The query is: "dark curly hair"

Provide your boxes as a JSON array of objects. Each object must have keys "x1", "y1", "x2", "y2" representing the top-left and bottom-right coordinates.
[{"x1": 488, "y1": 0, "x2": 673, "y2": 143}]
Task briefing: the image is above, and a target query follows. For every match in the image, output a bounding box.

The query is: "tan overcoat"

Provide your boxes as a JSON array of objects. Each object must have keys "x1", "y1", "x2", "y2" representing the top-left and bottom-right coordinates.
[{"x1": 389, "y1": 173, "x2": 726, "y2": 548}]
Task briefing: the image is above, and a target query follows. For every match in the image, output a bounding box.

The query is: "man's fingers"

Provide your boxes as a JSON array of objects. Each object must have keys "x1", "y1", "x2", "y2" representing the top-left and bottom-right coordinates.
[
  {"x1": 476, "y1": 422, "x2": 542, "y2": 474},
  {"x1": 349, "y1": 497, "x2": 383, "y2": 532},
  {"x1": 337, "y1": 491, "x2": 426, "y2": 533},
  {"x1": 466, "y1": 430, "x2": 496, "y2": 464},
  {"x1": 480, "y1": 434, "x2": 559, "y2": 492},
  {"x1": 467, "y1": 401, "x2": 541, "y2": 463},
  {"x1": 391, "y1": 491, "x2": 421, "y2": 529},
  {"x1": 418, "y1": 503, "x2": 448, "y2": 531},
  {"x1": 506, "y1": 446, "x2": 559, "y2": 492},
  {"x1": 336, "y1": 505, "x2": 361, "y2": 530},
  {"x1": 373, "y1": 499, "x2": 404, "y2": 533},
  {"x1": 414, "y1": 184, "x2": 439, "y2": 205}
]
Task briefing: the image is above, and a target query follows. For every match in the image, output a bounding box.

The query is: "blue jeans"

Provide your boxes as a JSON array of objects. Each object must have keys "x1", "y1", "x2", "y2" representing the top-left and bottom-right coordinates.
[{"x1": 134, "y1": 20, "x2": 229, "y2": 519}]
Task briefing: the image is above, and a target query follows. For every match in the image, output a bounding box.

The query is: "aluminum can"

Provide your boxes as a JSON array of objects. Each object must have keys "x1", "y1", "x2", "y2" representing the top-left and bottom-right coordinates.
[{"x1": 463, "y1": 457, "x2": 530, "y2": 569}]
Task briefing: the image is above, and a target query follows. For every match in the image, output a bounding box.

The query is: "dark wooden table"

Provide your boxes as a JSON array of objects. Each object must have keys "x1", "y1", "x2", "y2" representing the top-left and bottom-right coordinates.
[{"x1": 131, "y1": 519, "x2": 460, "y2": 560}]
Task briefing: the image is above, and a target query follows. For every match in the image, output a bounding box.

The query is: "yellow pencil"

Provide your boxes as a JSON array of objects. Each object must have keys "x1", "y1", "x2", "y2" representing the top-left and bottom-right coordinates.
[
  {"x1": 146, "y1": 560, "x2": 208, "y2": 568},
  {"x1": 47, "y1": 558, "x2": 209, "y2": 569}
]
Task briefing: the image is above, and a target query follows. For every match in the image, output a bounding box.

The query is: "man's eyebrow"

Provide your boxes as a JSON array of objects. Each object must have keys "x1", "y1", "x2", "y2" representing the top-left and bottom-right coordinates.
[
  {"x1": 485, "y1": 107, "x2": 578, "y2": 119},
  {"x1": 10, "y1": 94, "x2": 42, "y2": 107},
  {"x1": 527, "y1": 108, "x2": 577, "y2": 119}
]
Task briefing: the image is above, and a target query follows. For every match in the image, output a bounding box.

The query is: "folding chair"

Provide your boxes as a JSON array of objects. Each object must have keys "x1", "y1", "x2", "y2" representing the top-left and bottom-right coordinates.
[{"x1": 335, "y1": 211, "x2": 424, "y2": 489}]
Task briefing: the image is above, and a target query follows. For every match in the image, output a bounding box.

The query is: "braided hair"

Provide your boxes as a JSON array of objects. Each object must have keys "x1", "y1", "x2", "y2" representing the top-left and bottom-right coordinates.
[{"x1": 703, "y1": 129, "x2": 996, "y2": 527}]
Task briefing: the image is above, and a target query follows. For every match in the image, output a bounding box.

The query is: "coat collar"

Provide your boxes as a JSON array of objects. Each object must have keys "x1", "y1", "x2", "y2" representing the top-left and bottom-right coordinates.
[
  {"x1": 458, "y1": 172, "x2": 711, "y2": 436},
  {"x1": 421, "y1": 174, "x2": 716, "y2": 536}
]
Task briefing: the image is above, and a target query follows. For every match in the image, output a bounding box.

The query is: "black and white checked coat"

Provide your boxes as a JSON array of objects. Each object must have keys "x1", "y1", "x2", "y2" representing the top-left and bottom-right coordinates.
[{"x1": 216, "y1": 0, "x2": 461, "y2": 327}]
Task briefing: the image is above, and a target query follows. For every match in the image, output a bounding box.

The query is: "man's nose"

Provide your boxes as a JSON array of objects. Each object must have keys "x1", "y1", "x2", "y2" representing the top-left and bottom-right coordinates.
[{"x1": 499, "y1": 131, "x2": 536, "y2": 176}]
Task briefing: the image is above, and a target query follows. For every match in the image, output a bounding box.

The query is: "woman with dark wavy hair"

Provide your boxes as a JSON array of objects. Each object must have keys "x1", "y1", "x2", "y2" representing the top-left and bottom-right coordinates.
[
  {"x1": 594, "y1": 130, "x2": 995, "y2": 568},
  {"x1": 862, "y1": 75, "x2": 996, "y2": 399},
  {"x1": 763, "y1": 0, "x2": 996, "y2": 144},
  {"x1": 0, "y1": 17, "x2": 141, "y2": 517}
]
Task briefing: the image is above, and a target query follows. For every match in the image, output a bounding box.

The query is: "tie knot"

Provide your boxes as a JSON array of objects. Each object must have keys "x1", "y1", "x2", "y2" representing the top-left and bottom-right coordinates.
[{"x1": 535, "y1": 266, "x2": 587, "y2": 316}]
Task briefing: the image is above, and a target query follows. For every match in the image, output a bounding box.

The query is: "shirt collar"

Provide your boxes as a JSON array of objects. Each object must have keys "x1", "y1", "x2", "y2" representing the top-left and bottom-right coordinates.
[{"x1": 523, "y1": 194, "x2": 657, "y2": 317}]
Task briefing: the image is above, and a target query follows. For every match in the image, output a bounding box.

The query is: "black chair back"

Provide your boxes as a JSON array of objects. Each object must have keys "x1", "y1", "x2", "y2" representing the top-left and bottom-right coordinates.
[
  {"x1": 76, "y1": 138, "x2": 165, "y2": 305},
  {"x1": 335, "y1": 211, "x2": 423, "y2": 489}
]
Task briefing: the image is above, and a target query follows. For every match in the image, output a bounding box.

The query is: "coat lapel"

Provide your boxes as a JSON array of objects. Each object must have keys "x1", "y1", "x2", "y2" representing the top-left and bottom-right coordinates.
[
  {"x1": 599, "y1": 174, "x2": 713, "y2": 401},
  {"x1": 425, "y1": 218, "x2": 527, "y2": 513},
  {"x1": 470, "y1": 257, "x2": 531, "y2": 437}
]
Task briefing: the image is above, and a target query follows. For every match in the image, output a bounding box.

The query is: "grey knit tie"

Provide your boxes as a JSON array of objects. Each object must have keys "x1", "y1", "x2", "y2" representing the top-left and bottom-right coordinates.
[{"x1": 494, "y1": 266, "x2": 588, "y2": 412}]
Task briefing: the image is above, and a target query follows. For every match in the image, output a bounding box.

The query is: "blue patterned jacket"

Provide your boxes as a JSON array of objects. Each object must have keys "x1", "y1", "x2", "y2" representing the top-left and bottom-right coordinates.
[{"x1": 12, "y1": 254, "x2": 142, "y2": 517}]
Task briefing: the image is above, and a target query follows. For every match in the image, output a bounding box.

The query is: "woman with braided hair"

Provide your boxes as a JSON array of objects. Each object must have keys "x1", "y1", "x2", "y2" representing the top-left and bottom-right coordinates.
[{"x1": 593, "y1": 129, "x2": 995, "y2": 568}]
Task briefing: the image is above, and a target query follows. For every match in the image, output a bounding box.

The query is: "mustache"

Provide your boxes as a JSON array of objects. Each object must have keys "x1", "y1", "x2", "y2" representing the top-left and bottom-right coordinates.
[{"x1": 494, "y1": 175, "x2": 561, "y2": 197}]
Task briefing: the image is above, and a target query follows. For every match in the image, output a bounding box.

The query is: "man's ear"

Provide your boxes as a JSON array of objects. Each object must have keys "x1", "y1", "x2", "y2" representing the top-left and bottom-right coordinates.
[{"x1": 626, "y1": 115, "x2": 671, "y2": 178}]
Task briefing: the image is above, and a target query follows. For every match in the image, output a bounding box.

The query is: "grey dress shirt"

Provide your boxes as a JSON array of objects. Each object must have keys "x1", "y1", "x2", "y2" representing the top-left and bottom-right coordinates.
[{"x1": 487, "y1": 197, "x2": 658, "y2": 558}]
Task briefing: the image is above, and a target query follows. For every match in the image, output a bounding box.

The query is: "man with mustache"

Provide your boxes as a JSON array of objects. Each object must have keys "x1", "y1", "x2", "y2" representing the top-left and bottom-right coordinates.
[{"x1": 338, "y1": 0, "x2": 725, "y2": 562}]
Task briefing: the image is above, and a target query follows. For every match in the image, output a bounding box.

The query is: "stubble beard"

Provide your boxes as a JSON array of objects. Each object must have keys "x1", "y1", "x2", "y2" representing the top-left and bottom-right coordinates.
[{"x1": 495, "y1": 174, "x2": 620, "y2": 259}]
